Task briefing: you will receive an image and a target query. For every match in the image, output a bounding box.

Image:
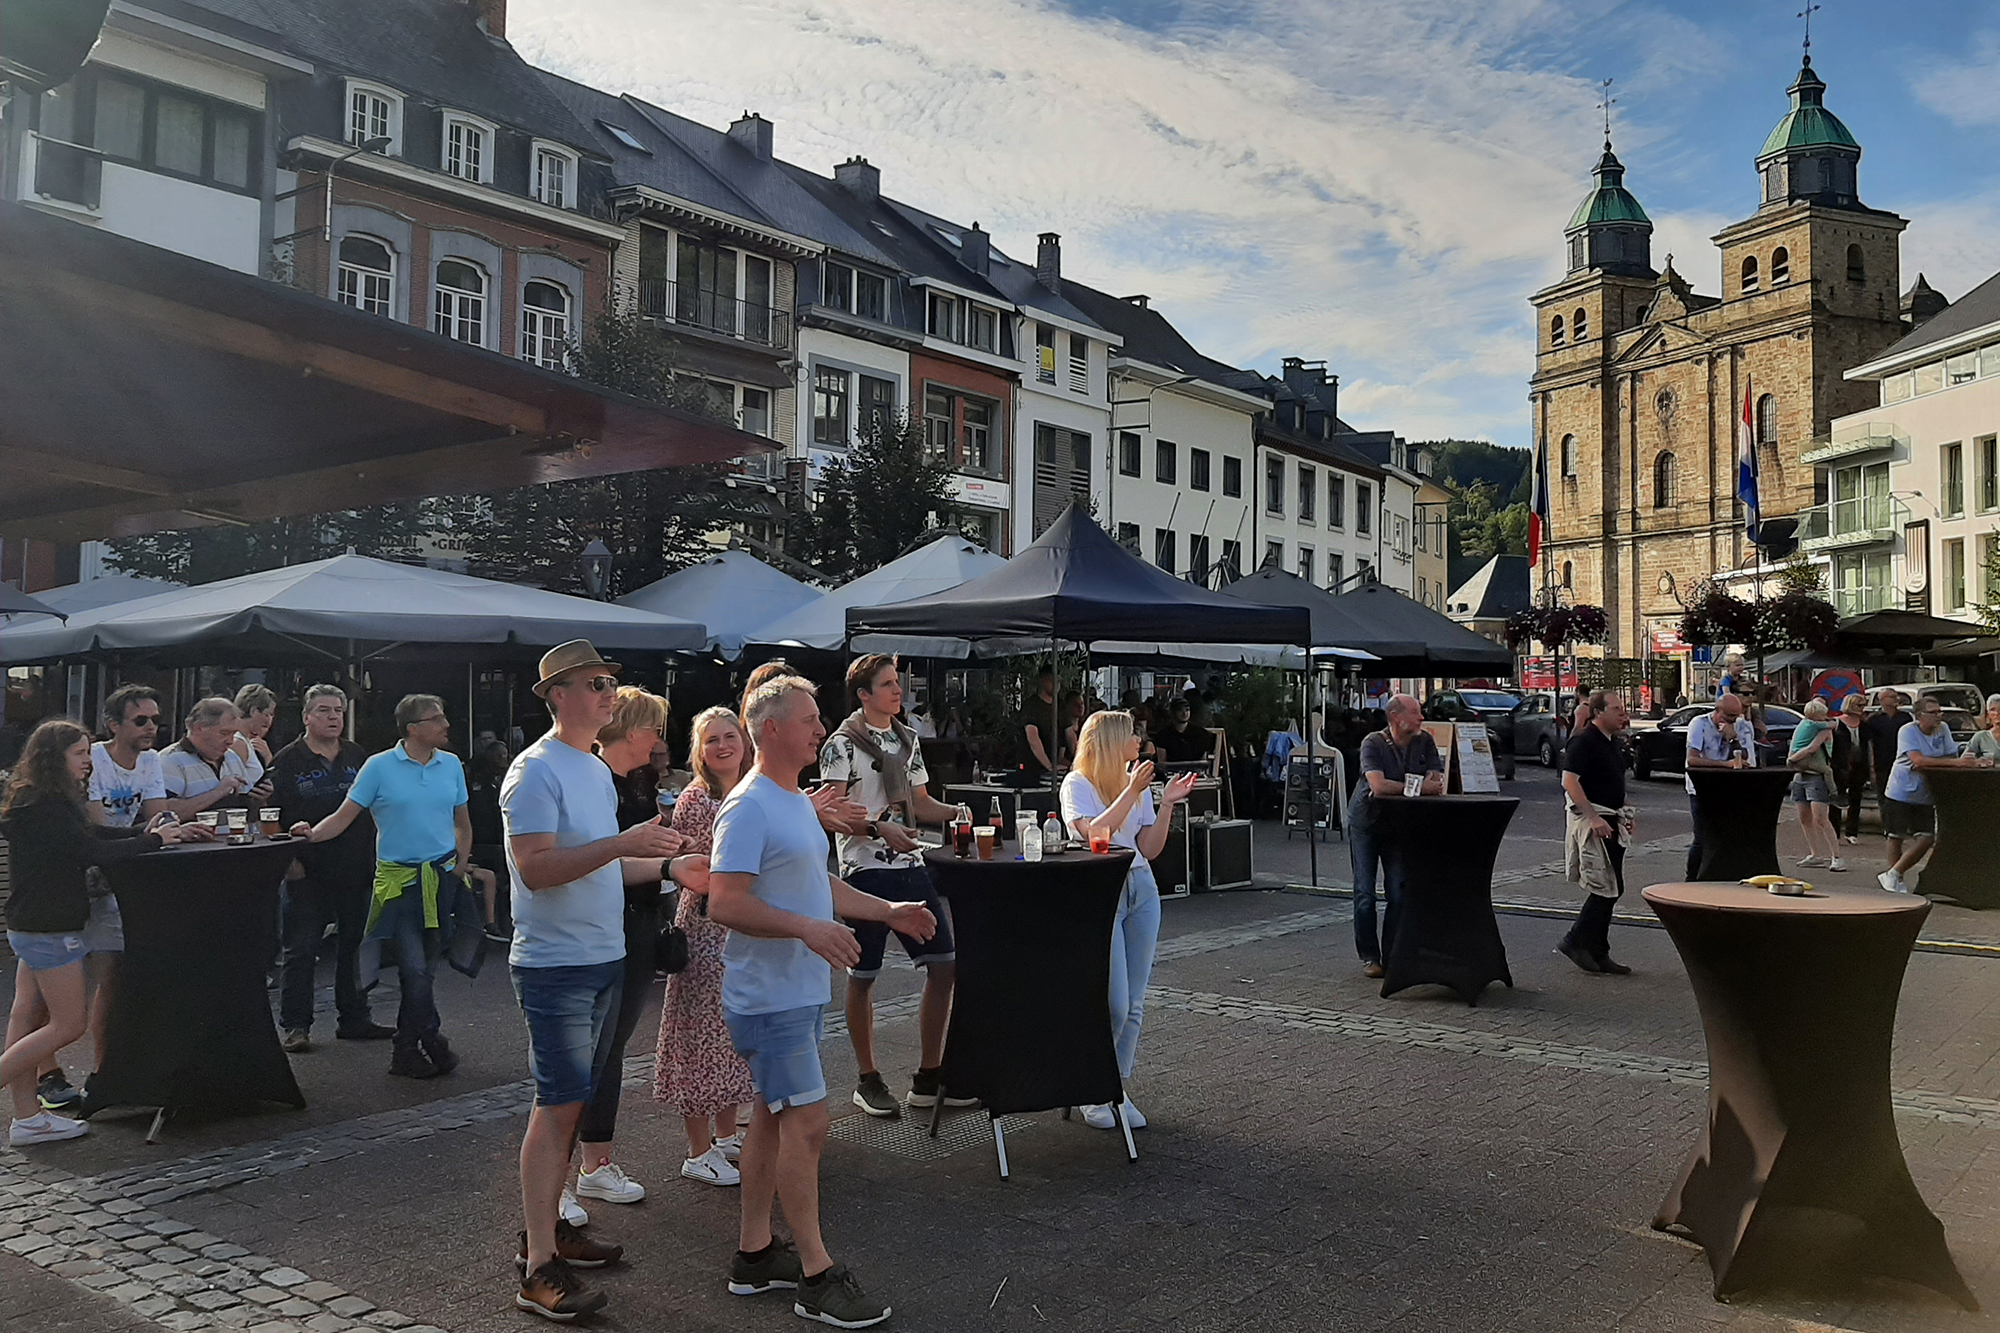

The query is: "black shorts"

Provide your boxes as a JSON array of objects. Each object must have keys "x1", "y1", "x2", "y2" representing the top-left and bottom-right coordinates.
[
  {"x1": 1881, "y1": 797, "x2": 1935, "y2": 839},
  {"x1": 844, "y1": 865, "x2": 953, "y2": 978}
]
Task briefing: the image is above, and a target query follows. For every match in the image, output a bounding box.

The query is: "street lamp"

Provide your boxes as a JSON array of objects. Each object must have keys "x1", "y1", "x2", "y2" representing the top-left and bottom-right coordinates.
[
  {"x1": 273, "y1": 135, "x2": 392, "y2": 247},
  {"x1": 579, "y1": 539, "x2": 613, "y2": 601}
]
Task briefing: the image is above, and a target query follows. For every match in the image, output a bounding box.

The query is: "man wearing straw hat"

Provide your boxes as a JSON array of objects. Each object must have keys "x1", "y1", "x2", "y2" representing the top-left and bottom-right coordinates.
[{"x1": 502, "y1": 640, "x2": 693, "y2": 1320}]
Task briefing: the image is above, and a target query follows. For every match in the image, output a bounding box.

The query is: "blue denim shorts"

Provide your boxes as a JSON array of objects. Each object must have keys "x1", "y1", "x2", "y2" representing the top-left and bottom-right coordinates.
[
  {"x1": 81, "y1": 893, "x2": 124, "y2": 955},
  {"x1": 511, "y1": 959, "x2": 624, "y2": 1108},
  {"x1": 7, "y1": 930, "x2": 90, "y2": 973},
  {"x1": 725, "y1": 1004, "x2": 826, "y2": 1112},
  {"x1": 1789, "y1": 772, "x2": 1834, "y2": 806}
]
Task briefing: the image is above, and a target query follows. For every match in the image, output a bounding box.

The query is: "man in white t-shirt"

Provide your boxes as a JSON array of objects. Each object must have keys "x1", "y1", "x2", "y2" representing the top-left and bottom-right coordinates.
[
  {"x1": 708, "y1": 676, "x2": 933, "y2": 1330},
  {"x1": 817, "y1": 654, "x2": 965, "y2": 1119},
  {"x1": 1682, "y1": 693, "x2": 1757, "y2": 879}
]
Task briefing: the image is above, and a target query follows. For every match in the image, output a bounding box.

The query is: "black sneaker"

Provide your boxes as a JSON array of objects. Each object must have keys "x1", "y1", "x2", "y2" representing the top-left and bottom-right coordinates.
[
  {"x1": 387, "y1": 1048, "x2": 437, "y2": 1079},
  {"x1": 36, "y1": 1071, "x2": 82, "y2": 1112},
  {"x1": 728, "y1": 1237, "x2": 803, "y2": 1295},
  {"x1": 420, "y1": 1035, "x2": 460, "y2": 1077},
  {"x1": 336, "y1": 1021, "x2": 395, "y2": 1041},
  {"x1": 1556, "y1": 940, "x2": 1603, "y2": 974},
  {"x1": 852, "y1": 1072, "x2": 899, "y2": 1118},
  {"x1": 1596, "y1": 955, "x2": 1633, "y2": 976},
  {"x1": 905, "y1": 1068, "x2": 978, "y2": 1110},
  {"x1": 516, "y1": 1257, "x2": 608, "y2": 1322},
  {"x1": 794, "y1": 1263, "x2": 890, "y2": 1328}
]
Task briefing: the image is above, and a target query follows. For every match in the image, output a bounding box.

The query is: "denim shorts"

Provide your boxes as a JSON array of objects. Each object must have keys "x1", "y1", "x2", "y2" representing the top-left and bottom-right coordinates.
[
  {"x1": 1881, "y1": 797, "x2": 1935, "y2": 839},
  {"x1": 1789, "y1": 772, "x2": 1834, "y2": 806},
  {"x1": 724, "y1": 1004, "x2": 826, "y2": 1112},
  {"x1": 81, "y1": 894, "x2": 124, "y2": 955},
  {"x1": 511, "y1": 959, "x2": 624, "y2": 1108},
  {"x1": 846, "y1": 865, "x2": 954, "y2": 978},
  {"x1": 6, "y1": 930, "x2": 89, "y2": 973}
]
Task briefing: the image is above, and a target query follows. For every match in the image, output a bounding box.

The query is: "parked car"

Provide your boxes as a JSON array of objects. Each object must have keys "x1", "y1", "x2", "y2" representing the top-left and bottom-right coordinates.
[
  {"x1": 1510, "y1": 692, "x2": 1571, "y2": 768},
  {"x1": 1631, "y1": 704, "x2": 1804, "y2": 780},
  {"x1": 1422, "y1": 689, "x2": 1519, "y2": 780},
  {"x1": 1907, "y1": 683, "x2": 1986, "y2": 716}
]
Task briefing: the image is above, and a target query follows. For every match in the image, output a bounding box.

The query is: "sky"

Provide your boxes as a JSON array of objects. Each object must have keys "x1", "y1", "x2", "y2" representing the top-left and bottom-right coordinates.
[{"x1": 511, "y1": 0, "x2": 2000, "y2": 453}]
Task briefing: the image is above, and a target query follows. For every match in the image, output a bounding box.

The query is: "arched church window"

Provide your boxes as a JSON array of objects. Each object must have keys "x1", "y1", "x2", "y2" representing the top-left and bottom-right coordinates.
[
  {"x1": 1771, "y1": 247, "x2": 1790, "y2": 286},
  {"x1": 1654, "y1": 452, "x2": 1677, "y2": 508},
  {"x1": 1551, "y1": 314, "x2": 1565, "y2": 348},
  {"x1": 1847, "y1": 244, "x2": 1865, "y2": 284},
  {"x1": 1561, "y1": 561, "x2": 1574, "y2": 590},
  {"x1": 1560, "y1": 434, "x2": 1577, "y2": 478},
  {"x1": 1572, "y1": 307, "x2": 1588, "y2": 341},
  {"x1": 1741, "y1": 256, "x2": 1760, "y2": 295},
  {"x1": 1756, "y1": 394, "x2": 1778, "y2": 447}
]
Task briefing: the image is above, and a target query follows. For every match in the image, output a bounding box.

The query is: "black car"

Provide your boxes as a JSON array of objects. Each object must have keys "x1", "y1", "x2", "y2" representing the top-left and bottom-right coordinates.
[
  {"x1": 1422, "y1": 689, "x2": 1519, "y2": 781},
  {"x1": 1631, "y1": 704, "x2": 1804, "y2": 780}
]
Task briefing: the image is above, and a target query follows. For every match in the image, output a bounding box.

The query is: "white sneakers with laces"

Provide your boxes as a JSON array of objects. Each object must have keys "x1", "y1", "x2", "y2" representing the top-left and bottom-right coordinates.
[
  {"x1": 713, "y1": 1132, "x2": 743, "y2": 1162},
  {"x1": 681, "y1": 1145, "x2": 741, "y2": 1186},
  {"x1": 8, "y1": 1111, "x2": 89, "y2": 1145},
  {"x1": 560, "y1": 1188, "x2": 589, "y2": 1227},
  {"x1": 576, "y1": 1160, "x2": 646, "y2": 1204},
  {"x1": 1878, "y1": 869, "x2": 1910, "y2": 895}
]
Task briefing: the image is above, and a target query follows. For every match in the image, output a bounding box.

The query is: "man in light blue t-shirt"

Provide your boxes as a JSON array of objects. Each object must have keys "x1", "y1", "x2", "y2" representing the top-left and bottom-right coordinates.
[
  {"x1": 1879, "y1": 696, "x2": 1995, "y2": 893},
  {"x1": 1682, "y1": 693, "x2": 1757, "y2": 880},
  {"x1": 497, "y1": 641, "x2": 690, "y2": 1320},
  {"x1": 707, "y1": 676, "x2": 934, "y2": 1329}
]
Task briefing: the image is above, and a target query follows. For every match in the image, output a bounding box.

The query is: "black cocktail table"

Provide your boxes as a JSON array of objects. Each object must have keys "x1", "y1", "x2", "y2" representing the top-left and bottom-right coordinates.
[
  {"x1": 1372, "y1": 793, "x2": 1517, "y2": 1005},
  {"x1": 921, "y1": 846, "x2": 1134, "y2": 1178},
  {"x1": 1644, "y1": 881, "x2": 1976, "y2": 1309},
  {"x1": 1920, "y1": 769, "x2": 2000, "y2": 908},
  {"x1": 1688, "y1": 768, "x2": 1794, "y2": 881},
  {"x1": 86, "y1": 837, "x2": 305, "y2": 1136}
]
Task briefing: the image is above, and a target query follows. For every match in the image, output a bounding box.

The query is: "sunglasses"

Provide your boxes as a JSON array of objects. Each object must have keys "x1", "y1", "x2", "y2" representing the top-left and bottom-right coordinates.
[{"x1": 557, "y1": 674, "x2": 619, "y2": 694}]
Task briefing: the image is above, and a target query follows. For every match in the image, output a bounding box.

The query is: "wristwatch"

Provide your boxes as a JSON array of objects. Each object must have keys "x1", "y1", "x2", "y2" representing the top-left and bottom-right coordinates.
[{"x1": 865, "y1": 820, "x2": 880, "y2": 839}]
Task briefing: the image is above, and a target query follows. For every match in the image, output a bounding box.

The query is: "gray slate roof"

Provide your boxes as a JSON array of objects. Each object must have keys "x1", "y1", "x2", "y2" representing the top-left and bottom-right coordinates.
[
  {"x1": 1062, "y1": 282, "x2": 1242, "y2": 385},
  {"x1": 1876, "y1": 271, "x2": 1994, "y2": 363},
  {"x1": 1446, "y1": 554, "x2": 1531, "y2": 620}
]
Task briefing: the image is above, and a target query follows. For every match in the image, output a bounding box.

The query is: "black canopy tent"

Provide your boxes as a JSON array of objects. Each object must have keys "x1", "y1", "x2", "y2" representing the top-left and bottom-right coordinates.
[
  {"x1": 845, "y1": 505, "x2": 1312, "y2": 826},
  {"x1": 1220, "y1": 570, "x2": 1514, "y2": 678}
]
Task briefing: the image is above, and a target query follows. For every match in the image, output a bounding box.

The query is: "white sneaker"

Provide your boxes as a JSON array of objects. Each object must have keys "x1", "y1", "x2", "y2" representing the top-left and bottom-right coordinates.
[
  {"x1": 1877, "y1": 870, "x2": 1906, "y2": 894},
  {"x1": 9, "y1": 1112, "x2": 89, "y2": 1145},
  {"x1": 1845, "y1": 835, "x2": 1859, "y2": 845},
  {"x1": 1079, "y1": 1103, "x2": 1116, "y2": 1130},
  {"x1": 713, "y1": 1132, "x2": 743, "y2": 1162},
  {"x1": 1118, "y1": 1096, "x2": 1147, "y2": 1130},
  {"x1": 681, "y1": 1146, "x2": 740, "y2": 1186},
  {"x1": 1797, "y1": 855, "x2": 1827, "y2": 868},
  {"x1": 1827, "y1": 858, "x2": 1846, "y2": 872},
  {"x1": 576, "y1": 1160, "x2": 646, "y2": 1204},
  {"x1": 559, "y1": 1188, "x2": 589, "y2": 1227}
]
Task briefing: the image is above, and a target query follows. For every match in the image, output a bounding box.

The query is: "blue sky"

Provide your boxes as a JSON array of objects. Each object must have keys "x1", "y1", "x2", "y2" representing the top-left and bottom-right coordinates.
[{"x1": 515, "y1": 0, "x2": 2000, "y2": 452}]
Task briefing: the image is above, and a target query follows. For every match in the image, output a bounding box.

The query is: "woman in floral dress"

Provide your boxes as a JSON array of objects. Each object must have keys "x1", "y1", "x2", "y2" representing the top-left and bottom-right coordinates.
[{"x1": 654, "y1": 706, "x2": 756, "y2": 1186}]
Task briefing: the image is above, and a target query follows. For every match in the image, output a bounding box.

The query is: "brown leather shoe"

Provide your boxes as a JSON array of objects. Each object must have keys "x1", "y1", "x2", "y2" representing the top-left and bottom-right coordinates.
[
  {"x1": 516, "y1": 1221, "x2": 624, "y2": 1271},
  {"x1": 515, "y1": 1257, "x2": 608, "y2": 1322},
  {"x1": 1361, "y1": 961, "x2": 1385, "y2": 979}
]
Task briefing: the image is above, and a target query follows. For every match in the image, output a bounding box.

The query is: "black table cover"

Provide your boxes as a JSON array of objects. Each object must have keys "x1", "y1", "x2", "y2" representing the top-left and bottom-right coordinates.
[
  {"x1": 1644, "y1": 882, "x2": 1976, "y2": 1309},
  {"x1": 1372, "y1": 794, "x2": 1517, "y2": 1005},
  {"x1": 923, "y1": 846, "x2": 1130, "y2": 1117},
  {"x1": 85, "y1": 838, "x2": 305, "y2": 1119},
  {"x1": 1920, "y1": 770, "x2": 2000, "y2": 909},
  {"x1": 1688, "y1": 768, "x2": 1793, "y2": 881}
]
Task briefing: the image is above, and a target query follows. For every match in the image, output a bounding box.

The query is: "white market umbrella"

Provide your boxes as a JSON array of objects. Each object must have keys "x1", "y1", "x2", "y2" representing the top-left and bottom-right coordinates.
[
  {"x1": 747, "y1": 534, "x2": 1005, "y2": 652},
  {"x1": 618, "y1": 550, "x2": 821, "y2": 658}
]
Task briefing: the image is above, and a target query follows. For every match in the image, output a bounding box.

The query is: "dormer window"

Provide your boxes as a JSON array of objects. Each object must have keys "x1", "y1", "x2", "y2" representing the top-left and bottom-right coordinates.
[
  {"x1": 533, "y1": 141, "x2": 578, "y2": 208},
  {"x1": 346, "y1": 80, "x2": 402, "y2": 155},
  {"x1": 443, "y1": 113, "x2": 494, "y2": 185}
]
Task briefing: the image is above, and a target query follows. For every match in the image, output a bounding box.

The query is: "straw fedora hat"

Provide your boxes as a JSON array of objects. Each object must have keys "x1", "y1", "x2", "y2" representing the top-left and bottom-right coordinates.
[{"x1": 532, "y1": 639, "x2": 622, "y2": 697}]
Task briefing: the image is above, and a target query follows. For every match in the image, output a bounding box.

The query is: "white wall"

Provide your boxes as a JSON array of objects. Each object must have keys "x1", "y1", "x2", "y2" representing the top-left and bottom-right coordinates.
[
  {"x1": 1101, "y1": 381, "x2": 1255, "y2": 583},
  {"x1": 91, "y1": 30, "x2": 266, "y2": 109},
  {"x1": 1252, "y1": 444, "x2": 1383, "y2": 592},
  {"x1": 794, "y1": 327, "x2": 910, "y2": 472},
  {"x1": 96, "y1": 161, "x2": 262, "y2": 273}
]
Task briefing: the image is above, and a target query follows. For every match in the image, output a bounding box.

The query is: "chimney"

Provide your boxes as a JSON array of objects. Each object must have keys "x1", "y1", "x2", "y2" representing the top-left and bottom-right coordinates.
[
  {"x1": 467, "y1": 0, "x2": 505, "y2": 37},
  {"x1": 833, "y1": 155, "x2": 879, "y2": 201},
  {"x1": 728, "y1": 112, "x2": 773, "y2": 161},
  {"x1": 1036, "y1": 232, "x2": 1061, "y2": 294},
  {"x1": 959, "y1": 222, "x2": 990, "y2": 276}
]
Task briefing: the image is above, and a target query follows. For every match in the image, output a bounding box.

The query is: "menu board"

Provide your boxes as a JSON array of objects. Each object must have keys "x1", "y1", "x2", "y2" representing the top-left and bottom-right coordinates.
[
  {"x1": 1455, "y1": 722, "x2": 1500, "y2": 794},
  {"x1": 1419, "y1": 721, "x2": 1456, "y2": 790}
]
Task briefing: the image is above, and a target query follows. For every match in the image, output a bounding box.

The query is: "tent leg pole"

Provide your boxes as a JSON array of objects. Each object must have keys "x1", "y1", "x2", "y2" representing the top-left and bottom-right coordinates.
[{"x1": 1307, "y1": 667, "x2": 1318, "y2": 886}]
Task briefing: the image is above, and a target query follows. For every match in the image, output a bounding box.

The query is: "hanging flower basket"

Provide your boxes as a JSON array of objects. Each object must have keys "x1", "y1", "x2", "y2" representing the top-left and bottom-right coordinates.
[
  {"x1": 1566, "y1": 605, "x2": 1609, "y2": 645},
  {"x1": 1754, "y1": 591, "x2": 1839, "y2": 653}
]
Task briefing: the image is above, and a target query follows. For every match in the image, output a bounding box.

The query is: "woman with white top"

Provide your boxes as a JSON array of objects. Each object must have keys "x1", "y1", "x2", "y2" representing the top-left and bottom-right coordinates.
[{"x1": 1060, "y1": 710, "x2": 1198, "y2": 1131}]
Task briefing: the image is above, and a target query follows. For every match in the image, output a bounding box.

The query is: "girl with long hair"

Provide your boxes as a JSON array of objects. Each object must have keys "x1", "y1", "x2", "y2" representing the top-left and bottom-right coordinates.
[
  {"x1": 1060, "y1": 710, "x2": 1198, "y2": 1131},
  {"x1": 653, "y1": 706, "x2": 756, "y2": 1185},
  {"x1": 1, "y1": 719, "x2": 206, "y2": 1144}
]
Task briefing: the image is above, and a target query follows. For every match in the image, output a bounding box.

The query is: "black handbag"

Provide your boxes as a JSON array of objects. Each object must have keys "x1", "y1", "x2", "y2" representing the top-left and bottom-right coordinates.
[{"x1": 654, "y1": 881, "x2": 689, "y2": 976}]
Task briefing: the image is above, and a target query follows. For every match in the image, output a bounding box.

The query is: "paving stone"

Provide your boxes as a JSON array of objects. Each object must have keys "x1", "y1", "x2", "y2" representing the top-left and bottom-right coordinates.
[
  {"x1": 213, "y1": 1307, "x2": 260, "y2": 1328},
  {"x1": 360, "y1": 1313, "x2": 413, "y2": 1328},
  {"x1": 242, "y1": 1285, "x2": 288, "y2": 1305},
  {"x1": 2, "y1": 1230, "x2": 54, "y2": 1254},
  {"x1": 189, "y1": 1290, "x2": 245, "y2": 1310},
  {"x1": 160, "y1": 1313, "x2": 217, "y2": 1332},
  {"x1": 203, "y1": 1242, "x2": 251, "y2": 1259},
  {"x1": 154, "y1": 1246, "x2": 198, "y2": 1262},
  {"x1": 239, "y1": 1254, "x2": 278, "y2": 1272},
  {"x1": 159, "y1": 1273, "x2": 212, "y2": 1295},
  {"x1": 274, "y1": 1298, "x2": 322, "y2": 1317},
  {"x1": 79, "y1": 1268, "x2": 128, "y2": 1289},
  {"x1": 132, "y1": 1293, "x2": 180, "y2": 1317},
  {"x1": 106, "y1": 1280, "x2": 155, "y2": 1302},
  {"x1": 51, "y1": 1257, "x2": 109, "y2": 1277},
  {"x1": 325, "y1": 1296, "x2": 375, "y2": 1317},
  {"x1": 295, "y1": 1281, "x2": 345, "y2": 1302},
  {"x1": 303, "y1": 1317, "x2": 354, "y2": 1333},
  {"x1": 101, "y1": 1222, "x2": 146, "y2": 1240},
  {"x1": 101, "y1": 1199, "x2": 143, "y2": 1214},
  {"x1": 263, "y1": 1266, "x2": 310, "y2": 1286}
]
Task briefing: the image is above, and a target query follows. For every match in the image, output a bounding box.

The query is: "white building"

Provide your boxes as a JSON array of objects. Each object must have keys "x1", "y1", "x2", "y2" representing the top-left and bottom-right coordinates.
[{"x1": 1830, "y1": 270, "x2": 2000, "y2": 624}]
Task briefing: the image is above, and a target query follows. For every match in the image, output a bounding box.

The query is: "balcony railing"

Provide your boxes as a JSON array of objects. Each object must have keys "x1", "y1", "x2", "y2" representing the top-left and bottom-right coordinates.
[
  {"x1": 1800, "y1": 495, "x2": 1900, "y2": 553},
  {"x1": 637, "y1": 279, "x2": 792, "y2": 351},
  {"x1": 33, "y1": 136, "x2": 101, "y2": 211},
  {"x1": 1801, "y1": 421, "x2": 1905, "y2": 467}
]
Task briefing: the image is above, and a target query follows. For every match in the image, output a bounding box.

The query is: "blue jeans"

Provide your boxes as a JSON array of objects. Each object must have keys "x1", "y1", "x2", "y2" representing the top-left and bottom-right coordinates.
[
  {"x1": 512, "y1": 959, "x2": 625, "y2": 1108},
  {"x1": 1348, "y1": 818, "x2": 1396, "y2": 964},
  {"x1": 1108, "y1": 860, "x2": 1161, "y2": 1080},
  {"x1": 383, "y1": 895, "x2": 442, "y2": 1054}
]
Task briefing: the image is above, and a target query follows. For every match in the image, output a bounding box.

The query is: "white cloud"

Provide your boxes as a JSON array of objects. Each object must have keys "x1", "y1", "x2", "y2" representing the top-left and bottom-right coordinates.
[
  {"x1": 1912, "y1": 33, "x2": 2000, "y2": 128},
  {"x1": 1901, "y1": 191, "x2": 2000, "y2": 299},
  {"x1": 507, "y1": 0, "x2": 1765, "y2": 447}
]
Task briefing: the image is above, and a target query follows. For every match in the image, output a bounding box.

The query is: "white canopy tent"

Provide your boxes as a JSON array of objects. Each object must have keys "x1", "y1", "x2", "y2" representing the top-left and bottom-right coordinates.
[
  {"x1": 747, "y1": 535, "x2": 1005, "y2": 653},
  {"x1": 617, "y1": 550, "x2": 820, "y2": 658}
]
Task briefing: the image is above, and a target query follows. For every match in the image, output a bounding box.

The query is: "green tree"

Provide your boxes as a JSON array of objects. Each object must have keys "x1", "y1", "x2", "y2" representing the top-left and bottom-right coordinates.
[
  {"x1": 1977, "y1": 542, "x2": 2000, "y2": 633},
  {"x1": 800, "y1": 410, "x2": 955, "y2": 583},
  {"x1": 1419, "y1": 439, "x2": 1531, "y2": 499},
  {"x1": 107, "y1": 504, "x2": 427, "y2": 584},
  {"x1": 1445, "y1": 479, "x2": 1529, "y2": 563}
]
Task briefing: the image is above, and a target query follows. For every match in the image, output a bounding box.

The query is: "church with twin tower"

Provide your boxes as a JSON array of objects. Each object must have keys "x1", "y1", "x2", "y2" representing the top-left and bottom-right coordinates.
[{"x1": 1528, "y1": 52, "x2": 1939, "y2": 666}]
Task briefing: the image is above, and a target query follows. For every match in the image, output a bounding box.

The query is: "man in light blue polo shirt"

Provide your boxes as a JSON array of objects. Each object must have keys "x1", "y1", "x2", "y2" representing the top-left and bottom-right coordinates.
[
  {"x1": 1682, "y1": 693, "x2": 1757, "y2": 880},
  {"x1": 1879, "y1": 696, "x2": 1996, "y2": 893},
  {"x1": 295, "y1": 694, "x2": 469, "y2": 1081}
]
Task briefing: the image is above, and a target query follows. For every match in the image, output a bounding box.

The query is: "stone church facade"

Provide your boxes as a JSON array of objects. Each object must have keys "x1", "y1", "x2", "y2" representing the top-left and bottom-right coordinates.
[{"x1": 1528, "y1": 56, "x2": 1922, "y2": 660}]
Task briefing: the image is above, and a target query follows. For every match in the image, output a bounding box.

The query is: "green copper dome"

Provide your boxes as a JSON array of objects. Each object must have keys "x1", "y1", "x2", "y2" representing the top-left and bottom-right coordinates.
[
  {"x1": 1758, "y1": 57, "x2": 1859, "y2": 160},
  {"x1": 1566, "y1": 142, "x2": 1650, "y2": 231}
]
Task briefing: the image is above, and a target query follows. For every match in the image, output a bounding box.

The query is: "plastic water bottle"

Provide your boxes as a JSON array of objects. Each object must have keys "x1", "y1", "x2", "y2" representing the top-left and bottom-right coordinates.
[
  {"x1": 1042, "y1": 811, "x2": 1065, "y2": 854},
  {"x1": 1022, "y1": 818, "x2": 1044, "y2": 862},
  {"x1": 656, "y1": 785, "x2": 677, "y2": 822}
]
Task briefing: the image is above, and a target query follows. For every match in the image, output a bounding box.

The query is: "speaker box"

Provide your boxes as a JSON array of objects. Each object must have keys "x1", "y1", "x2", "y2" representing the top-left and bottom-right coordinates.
[{"x1": 1190, "y1": 818, "x2": 1253, "y2": 891}]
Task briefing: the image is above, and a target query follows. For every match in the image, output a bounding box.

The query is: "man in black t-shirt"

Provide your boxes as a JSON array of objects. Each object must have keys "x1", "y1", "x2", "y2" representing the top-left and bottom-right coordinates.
[
  {"x1": 1859, "y1": 687, "x2": 1910, "y2": 807},
  {"x1": 1152, "y1": 697, "x2": 1213, "y2": 766},
  {"x1": 1016, "y1": 669, "x2": 1059, "y2": 776},
  {"x1": 1558, "y1": 691, "x2": 1634, "y2": 976},
  {"x1": 268, "y1": 685, "x2": 389, "y2": 1050}
]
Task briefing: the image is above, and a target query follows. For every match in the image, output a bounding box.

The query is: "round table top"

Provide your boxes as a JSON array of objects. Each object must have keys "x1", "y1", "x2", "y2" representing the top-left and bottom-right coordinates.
[
  {"x1": 1642, "y1": 881, "x2": 1929, "y2": 917},
  {"x1": 1371, "y1": 792, "x2": 1519, "y2": 806},
  {"x1": 148, "y1": 832, "x2": 301, "y2": 859},
  {"x1": 1687, "y1": 767, "x2": 1796, "y2": 782},
  {"x1": 923, "y1": 846, "x2": 1133, "y2": 872}
]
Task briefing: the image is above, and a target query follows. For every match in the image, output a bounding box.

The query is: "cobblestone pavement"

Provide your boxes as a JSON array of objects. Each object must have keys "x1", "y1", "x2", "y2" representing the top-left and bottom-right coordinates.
[{"x1": 3, "y1": 769, "x2": 1997, "y2": 1332}]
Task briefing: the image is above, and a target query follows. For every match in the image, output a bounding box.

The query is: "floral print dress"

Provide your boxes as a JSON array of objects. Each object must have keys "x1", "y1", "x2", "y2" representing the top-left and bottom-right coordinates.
[{"x1": 654, "y1": 782, "x2": 755, "y2": 1116}]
